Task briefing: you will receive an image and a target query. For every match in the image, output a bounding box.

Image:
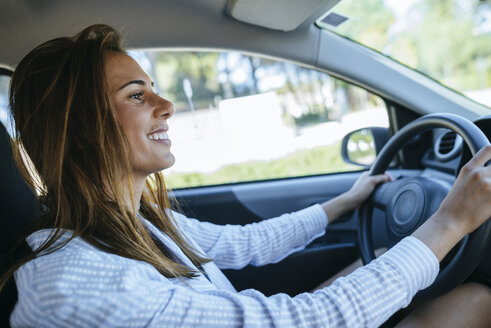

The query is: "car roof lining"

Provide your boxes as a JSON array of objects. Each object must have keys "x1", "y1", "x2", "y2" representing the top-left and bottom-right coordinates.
[{"x1": 0, "y1": 0, "x2": 335, "y2": 67}]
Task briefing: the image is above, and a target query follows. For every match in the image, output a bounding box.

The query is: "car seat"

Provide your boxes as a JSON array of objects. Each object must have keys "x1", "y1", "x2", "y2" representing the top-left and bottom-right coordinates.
[{"x1": 0, "y1": 122, "x2": 41, "y2": 327}]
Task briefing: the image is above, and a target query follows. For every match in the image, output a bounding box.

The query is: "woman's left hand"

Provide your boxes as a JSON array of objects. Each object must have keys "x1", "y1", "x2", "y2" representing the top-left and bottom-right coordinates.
[
  {"x1": 345, "y1": 171, "x2": 393, "y2": 210},
  {"x1": 321, "y1": 171, "x2": 392, "y2": 223}
]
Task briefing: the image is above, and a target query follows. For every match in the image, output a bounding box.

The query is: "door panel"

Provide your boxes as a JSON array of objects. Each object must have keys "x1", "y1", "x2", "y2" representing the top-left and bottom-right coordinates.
[{"x1": 173, "y1": 173, "x2": 361, "y2": 224}]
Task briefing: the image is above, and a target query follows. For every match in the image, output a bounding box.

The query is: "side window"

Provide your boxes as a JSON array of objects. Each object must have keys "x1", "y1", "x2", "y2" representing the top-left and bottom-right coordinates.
[
  {"x1": 131, "y1": 51, "x2": 389, "y2": 189},
  {"x1": 0, "y1": 71, "x2": 13, "y2": 135}
]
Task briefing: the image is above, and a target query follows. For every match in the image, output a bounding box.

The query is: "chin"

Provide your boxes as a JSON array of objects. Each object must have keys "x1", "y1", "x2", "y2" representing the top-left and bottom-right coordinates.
[{"x1": 160, "y1": 154, "x2": 175, "y2": 170}]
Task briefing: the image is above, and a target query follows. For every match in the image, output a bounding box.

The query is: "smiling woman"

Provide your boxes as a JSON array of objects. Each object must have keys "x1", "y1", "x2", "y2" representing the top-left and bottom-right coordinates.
[
  {"x1": 2, "y1": 24, "x2": 211, "y2": 284},
  {"x1": 1, "y1": 24, "x2": 491, "y2": 328}
]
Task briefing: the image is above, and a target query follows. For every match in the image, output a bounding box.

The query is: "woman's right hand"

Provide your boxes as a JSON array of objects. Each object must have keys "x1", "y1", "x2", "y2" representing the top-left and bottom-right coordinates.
[
  {"x1": 437, "y1": 145, "x2": 491, "y2": 235},
  {"x1": 412, "y1": 145, "x2": 491, "y2": 261}
]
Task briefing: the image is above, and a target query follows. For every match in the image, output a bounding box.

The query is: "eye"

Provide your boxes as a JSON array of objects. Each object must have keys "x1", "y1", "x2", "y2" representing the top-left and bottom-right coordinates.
[{"x1": 129, "y1": 90, "x2": 144, "y2": 102}]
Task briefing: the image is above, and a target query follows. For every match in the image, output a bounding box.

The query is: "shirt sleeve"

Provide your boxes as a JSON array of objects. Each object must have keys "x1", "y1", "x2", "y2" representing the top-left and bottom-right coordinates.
[
  {"x1": 11, "y1": 236, "x2": 439, "y2": 328},
  {"x1": 172, "y1": 204, "x2": 329, "y2": 269}
]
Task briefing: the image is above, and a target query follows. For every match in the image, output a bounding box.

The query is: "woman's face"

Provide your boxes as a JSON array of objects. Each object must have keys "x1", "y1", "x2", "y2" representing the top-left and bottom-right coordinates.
[{"x1": 105, "y1": 52, "x2": 175, "y2": 180}]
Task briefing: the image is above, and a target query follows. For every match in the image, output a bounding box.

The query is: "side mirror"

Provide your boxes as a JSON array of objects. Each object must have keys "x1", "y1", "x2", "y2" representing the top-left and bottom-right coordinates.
[{"x1": 341, "y1": 127, "x2": 390, "y2": 167}]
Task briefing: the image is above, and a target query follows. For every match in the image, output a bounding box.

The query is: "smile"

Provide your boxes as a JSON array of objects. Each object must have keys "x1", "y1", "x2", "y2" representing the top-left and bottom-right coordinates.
[{"x1": 148, "y1": 131, "x2": 170, "y2": 141}]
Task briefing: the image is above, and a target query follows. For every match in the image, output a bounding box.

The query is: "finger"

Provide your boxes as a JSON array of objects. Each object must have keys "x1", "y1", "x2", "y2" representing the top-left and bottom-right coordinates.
[
  {"x1": 468, "y1": 145, "x2": 491, "y2": 167},
  {"x1": 371, "y1": 174, "x2": 391, "y2": 184}
]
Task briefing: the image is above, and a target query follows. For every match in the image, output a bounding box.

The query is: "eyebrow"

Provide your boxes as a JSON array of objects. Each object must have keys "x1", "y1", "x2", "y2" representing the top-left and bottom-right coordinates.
[{"x1": 118, "y1": 80, "x2": 155, "y2": 90}]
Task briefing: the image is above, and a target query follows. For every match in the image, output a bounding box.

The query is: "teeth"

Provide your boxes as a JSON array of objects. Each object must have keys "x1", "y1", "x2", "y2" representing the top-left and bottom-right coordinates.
[{"x1": 148, "y1": 132, "x2": 169, "y2": 140}]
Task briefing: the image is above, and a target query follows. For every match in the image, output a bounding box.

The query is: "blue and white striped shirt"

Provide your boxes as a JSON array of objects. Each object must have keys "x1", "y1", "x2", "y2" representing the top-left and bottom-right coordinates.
[{"x1": 11, "y1": 204, "x2": 439, "y2": 327}]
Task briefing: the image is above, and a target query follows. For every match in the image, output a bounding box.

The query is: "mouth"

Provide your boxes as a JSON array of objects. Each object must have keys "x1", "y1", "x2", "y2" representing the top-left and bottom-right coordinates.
[{"x1": 147, "y1": 129, "x2": 171, "y2": 145}]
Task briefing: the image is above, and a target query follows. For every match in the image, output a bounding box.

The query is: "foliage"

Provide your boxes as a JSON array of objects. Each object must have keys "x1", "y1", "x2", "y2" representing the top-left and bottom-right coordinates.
[
  {"x1": 155, "y1": 52, "x2": 222, "y2": 111},
  {"x1": 331, "y1": 0, "x2": 491, "y2": 96},
  {"x1": 407, "y1": 0, "x2": 491, "y2": 91},
  {"x1": 331, "y1": 0, "x2": 395, "y2": 50},
  {"x1": 293, "y1": 110, "x2": 330, "y2": 127}
]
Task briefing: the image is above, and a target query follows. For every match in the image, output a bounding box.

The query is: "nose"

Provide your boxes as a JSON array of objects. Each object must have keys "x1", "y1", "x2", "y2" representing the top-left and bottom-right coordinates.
[{"x1": 153, "y1": 94, "x2": 174, "y2": 120}]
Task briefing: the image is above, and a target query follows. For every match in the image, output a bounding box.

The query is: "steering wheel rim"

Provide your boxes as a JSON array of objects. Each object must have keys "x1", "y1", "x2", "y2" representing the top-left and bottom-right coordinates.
[{"x1": 358, "y1": 113, "x2": 491, "y2": 300}]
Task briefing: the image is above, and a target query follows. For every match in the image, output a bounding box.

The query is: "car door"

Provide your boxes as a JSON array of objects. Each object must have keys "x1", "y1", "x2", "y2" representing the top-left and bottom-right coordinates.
[{"x1": 137, "y1": 49, "x2": 393, "y2": 296}]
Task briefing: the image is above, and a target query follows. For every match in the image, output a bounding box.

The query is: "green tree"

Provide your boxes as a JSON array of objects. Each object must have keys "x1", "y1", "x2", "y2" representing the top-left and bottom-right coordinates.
[
  {"x1": 155, "y1": 52, "x2": 222, "y2": 110},
  {"x1": 334, "y1": 0, "x2": 395, "y2": 50},
  {"x1": 404, "y1": 0, "x2": 491, "y2": 91},
  {"x1": 330, "y1": 0, "x2": 491, "y2": 96}
]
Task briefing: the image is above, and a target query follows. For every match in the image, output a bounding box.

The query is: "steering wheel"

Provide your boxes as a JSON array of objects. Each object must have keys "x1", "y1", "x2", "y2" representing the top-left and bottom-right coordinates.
[{"x1": 358, "y1": 113, "x2": 491, "y2": 300}]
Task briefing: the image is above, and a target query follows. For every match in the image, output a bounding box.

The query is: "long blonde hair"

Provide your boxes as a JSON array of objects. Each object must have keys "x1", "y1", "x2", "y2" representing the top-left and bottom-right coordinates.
[{"x1": 0, "y1": 24, "x2": 209, "y2": 290}]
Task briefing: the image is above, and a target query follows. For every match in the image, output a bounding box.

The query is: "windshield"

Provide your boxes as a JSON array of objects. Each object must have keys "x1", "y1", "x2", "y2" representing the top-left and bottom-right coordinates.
[{"x1": 317, "y1": 0, "x2": 491, "y2": 108}]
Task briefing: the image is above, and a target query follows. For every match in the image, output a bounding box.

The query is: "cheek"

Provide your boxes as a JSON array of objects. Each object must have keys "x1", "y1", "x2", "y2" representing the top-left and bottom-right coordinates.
[
  {"x1": 114, "y1": 104, "x2": 143, "y2": 143},
  {"x1": 114, "y1": 103, "x2": 132, "y2": 127}
]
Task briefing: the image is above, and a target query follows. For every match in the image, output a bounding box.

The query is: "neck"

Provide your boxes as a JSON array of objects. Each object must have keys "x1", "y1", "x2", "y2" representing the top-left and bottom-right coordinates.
[
  {"x1": 104, "y1": 172, "x2": 147, "y2": 213},
  {"x1": 127, "y1": 173, "x2": 146, "y2": 211}
]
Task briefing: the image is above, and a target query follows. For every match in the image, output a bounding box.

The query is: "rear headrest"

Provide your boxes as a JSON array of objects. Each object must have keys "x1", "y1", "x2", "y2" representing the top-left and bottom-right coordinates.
[{"x1": 0, "y1": 123, "x2": 40, "y2": 253}]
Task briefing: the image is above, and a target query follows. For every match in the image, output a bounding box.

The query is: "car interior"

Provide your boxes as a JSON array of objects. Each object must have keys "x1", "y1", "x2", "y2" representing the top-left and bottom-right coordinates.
[{"x1": 0, "y1": 0, "x2": 490, "y2": 326}]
